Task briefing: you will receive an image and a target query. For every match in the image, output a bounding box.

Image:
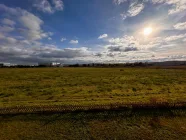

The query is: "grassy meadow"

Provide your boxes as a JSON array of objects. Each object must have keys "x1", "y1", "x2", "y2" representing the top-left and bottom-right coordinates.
[
  {"x1": 1, "y1": 67, "x2": 186, "y2": 140},
  {"x1": 1, "y1": 110, "x2": 186, "y2": 140},
  {"x1": 0, "y1": 67, "x2": 186, "y2": 107}
]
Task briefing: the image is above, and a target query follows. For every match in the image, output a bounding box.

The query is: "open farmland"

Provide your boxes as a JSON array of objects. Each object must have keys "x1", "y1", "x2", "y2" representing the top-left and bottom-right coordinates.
[
  {"x1": 1, "y1": 67, "x2": 186, "y2": 140},
  {"x1": 1, "y1": 110, "x2": 186, "y2": 140},
  {"x1": 0, "y1": 67, "x2": 186, "y2": 107}
]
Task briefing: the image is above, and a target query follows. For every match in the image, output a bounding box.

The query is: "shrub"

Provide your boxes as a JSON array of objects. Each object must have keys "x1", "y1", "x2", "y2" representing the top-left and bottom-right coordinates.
[{"x1": 132, "y1": 87, "x2": 137, "y2": 92}]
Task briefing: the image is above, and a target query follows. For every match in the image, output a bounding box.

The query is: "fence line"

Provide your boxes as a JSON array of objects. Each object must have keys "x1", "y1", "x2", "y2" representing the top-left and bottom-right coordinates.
[{"x1": 0, "y1": 102, "x2": 186, "y2": 115}]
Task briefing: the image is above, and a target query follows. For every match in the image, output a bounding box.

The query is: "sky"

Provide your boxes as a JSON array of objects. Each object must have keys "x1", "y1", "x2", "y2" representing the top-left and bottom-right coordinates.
[{"x1": 0, "y1": 0, "x2": 186, "y2": 64}]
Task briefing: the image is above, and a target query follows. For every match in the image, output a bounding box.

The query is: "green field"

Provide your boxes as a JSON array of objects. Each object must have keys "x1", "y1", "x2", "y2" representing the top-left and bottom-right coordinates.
[
  {"x1": 1, "y1": 67, "x2": 186, "y2": 139},
  {"x1": 1, "y1": 110, "x2": 186, "y2": 140},
  {"x1": 0, "y1": 67, "x2": 186, "y2": 107}
]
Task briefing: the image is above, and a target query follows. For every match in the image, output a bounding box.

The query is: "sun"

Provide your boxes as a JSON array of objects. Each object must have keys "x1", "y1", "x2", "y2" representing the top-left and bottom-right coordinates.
[{"x1": 143, "y1": 27, "x2": 153, "y2": 36}]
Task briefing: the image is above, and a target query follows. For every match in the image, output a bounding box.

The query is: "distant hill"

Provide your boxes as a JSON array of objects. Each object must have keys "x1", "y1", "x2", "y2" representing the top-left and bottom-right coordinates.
[{"x1": 150, "y1": 61, "x2": 186, "y2": 66}]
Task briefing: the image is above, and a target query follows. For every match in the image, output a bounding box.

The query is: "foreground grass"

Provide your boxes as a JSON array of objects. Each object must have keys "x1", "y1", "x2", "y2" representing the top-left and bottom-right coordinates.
[
  {"x1": 0, "y1": 68, "x2": 186, "y2": 107},
  {"x1": 0, "y1": 110, "x2": 186, "y2": 140}
]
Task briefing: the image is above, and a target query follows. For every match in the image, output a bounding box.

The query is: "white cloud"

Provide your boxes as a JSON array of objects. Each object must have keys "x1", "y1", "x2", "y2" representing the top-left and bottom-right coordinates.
[
  {"x1": 152, "y1": 0, "x2": 186, "y2": 15},
  {"x1": 0, "y1": 25, "x2": 14, "y2": 32},
  {"x1": 2, "y1": 18, "x2": 16, "y2": 26},
  {"x1": 0, "y1": 4, "x2": 18, "y2": 15},
  {"x1": 108, "y1": 35, "x2": 140, "y2": 52},
  {"x1": 69, "y1": 40, "x2": 78, "y2": 44},
  {"x1": 120, "y1": 2, "x2": 145, "y2": 20},
  {"x1": 52, "y1": 0, "x2": 64, "y2": 11},
  {"x1": 174, "y1": 22, "x2": 186, "y2": 30},
  {"x1": 19, "y1": 14, "x2": 43, "y2": 31},
  {"x1": 152, "y1": 0, "x2": 167, "y2": 3},
  {"x1": 107, "y1": 34, "x2": 186, "y2": 55},
  {"x1": 19, "y1": 14, "x2": 46, "y2": 41},
  {"x1": 6, "y1": 37, "x2": 17, "y2": 44},
  {"x1": 98, "y1": 34, "x2": 108, "y2": 39},
  {"x1": 107, "y1": 45, "x2": 138, "y2": 52},
  {"x1": 150, "y1": 35, "x2": 186, "y2": 44},
  {"x1": 128, "y1": 3, "x2": 144, "y2": 17},
  {"x1": 33, "y1": 0, "x2": 63, "y2": 14},
  {"x1": 0, "y1": 36, "x2": 93, "y2": 64},
  {"x1": 0, "y1": 4, "x2": 51, "y2": 41},
  {"x1": 21, "y1": 40, "x2": 31, "y2": 45},
  {"x1": 33, "y1": 0, "x2": 53, "y2": 13},
  {"x1": 0, "y1": 33, "x2": 5, "y2": 39},
  {"x1": 164, "y1": 34, "x2": 186, "y2": 42},
  {"x1": 120, "y1": 13, "x2": 127, "y2": 20},
  {"x1": 109, "y1": 35, "x2": 137, "y2": 45},
  {"x1": 1, "y1": 46, "x2": 83, "y2": 63},
  {"x1": 0, "y1": 31, "x2": 185, "y2": 64},
  {"x1": 147, "y1": 34, "x2": 186, "y2": 50},
  {"x1": 0, "y1": 33, "x2": 17, "y2": 44},
  {"x1": 61, "y1": 38, "x2": 66, "y2": 42},
  {"x1": 113, "y1": 0, "x2": 127, "y2": 5},
  {"x1": 48, "y1": 37, "x2": 52, "y2": 40}
]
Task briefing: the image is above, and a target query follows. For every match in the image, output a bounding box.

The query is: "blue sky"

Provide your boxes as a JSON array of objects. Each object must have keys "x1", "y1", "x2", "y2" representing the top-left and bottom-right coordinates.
[{"x1": 0, "y1": 0, "x2": 186, "y2": 64}]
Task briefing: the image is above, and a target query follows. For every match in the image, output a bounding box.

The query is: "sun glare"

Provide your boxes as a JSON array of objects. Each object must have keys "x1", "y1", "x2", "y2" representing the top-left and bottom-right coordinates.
[{"x1": 143, "y1": 27, "x2": 153, "y2": 36}]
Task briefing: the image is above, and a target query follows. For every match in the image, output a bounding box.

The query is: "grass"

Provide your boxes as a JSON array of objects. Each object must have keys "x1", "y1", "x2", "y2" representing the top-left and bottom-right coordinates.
[
  {"x1": 0, "y1": 67, "x2": 186, "y2": 107},
  {"x1": 1, "y1": 67, "x2": 186, "y2": 139},
  {"x1": 0, "y1": 110, "x2": 186, "y2": 140}
]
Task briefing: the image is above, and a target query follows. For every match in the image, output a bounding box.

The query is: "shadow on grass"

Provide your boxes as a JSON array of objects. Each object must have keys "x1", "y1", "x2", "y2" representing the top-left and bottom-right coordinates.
[{"x1": 1, "y1": 108, "x2": 185, "y2": 123}]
